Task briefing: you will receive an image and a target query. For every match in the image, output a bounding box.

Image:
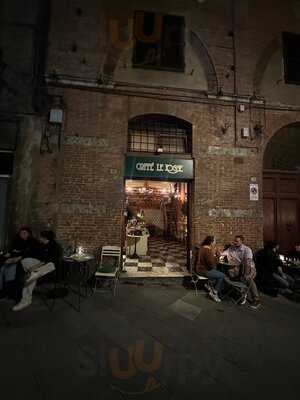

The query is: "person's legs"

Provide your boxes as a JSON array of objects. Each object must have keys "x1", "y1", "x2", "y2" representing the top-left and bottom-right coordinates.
[
  {"x1": 11, "y1": 258, "x2": 41, "y2": 303},
  {"x1": 243, "y1": 276, "x2": 260, "y2": 306},
  {"x1": 273, "y1": 273, "x2": 290, "y2": 289},
  {"x1": 12, "y1": 281, "x2": 37, "y2": 311},
  {"x1": 206, "y1": 269, "x2": 225, "y2": 295},
  {"x1": 11, "y1": 262, "x2": 26, "y2": 302},
  {"x1": 283, "y1": 273, "x2": 295, "y2": 288}
]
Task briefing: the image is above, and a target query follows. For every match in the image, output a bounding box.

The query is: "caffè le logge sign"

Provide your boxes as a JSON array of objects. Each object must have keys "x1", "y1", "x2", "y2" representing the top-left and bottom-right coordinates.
[{"x1": 125, "y1": 156, "x2": 194, "y2": 181}]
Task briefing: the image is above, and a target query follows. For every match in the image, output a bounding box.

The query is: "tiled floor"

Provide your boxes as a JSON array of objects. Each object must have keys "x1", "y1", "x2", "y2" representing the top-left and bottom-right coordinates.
[{"x1": 122, "y1": 237, "x2": 188, "y2": 278}]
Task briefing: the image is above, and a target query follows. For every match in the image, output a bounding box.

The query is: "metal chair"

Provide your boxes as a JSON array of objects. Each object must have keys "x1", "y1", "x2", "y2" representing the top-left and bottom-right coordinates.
[
  {"x1": 221, "y1": 264, "x2": 250, "y2": 305},
  {"x1": 94, "y1": 246, "x2": 121, "y2": 296},
  {"x1": 190, "y1": 273, "x2": 213, "y2": 296}
]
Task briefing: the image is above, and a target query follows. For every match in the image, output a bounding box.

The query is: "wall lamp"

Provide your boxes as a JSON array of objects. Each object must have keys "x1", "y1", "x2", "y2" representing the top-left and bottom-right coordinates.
[{"x1": 40, "y1": 96, "x2": 65, "y2": 154}]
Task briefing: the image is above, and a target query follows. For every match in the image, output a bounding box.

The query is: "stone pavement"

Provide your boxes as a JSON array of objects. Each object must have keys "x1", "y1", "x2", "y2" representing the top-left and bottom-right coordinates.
[{"x1": 1, "y1": 283, "x2": 300, "y2": 400}]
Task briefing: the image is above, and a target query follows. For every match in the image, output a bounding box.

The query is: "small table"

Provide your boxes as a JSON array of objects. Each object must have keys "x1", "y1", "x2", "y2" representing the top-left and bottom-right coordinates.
[{"x1": 63, "y1": 254, "x2": 95, "y2": 311}]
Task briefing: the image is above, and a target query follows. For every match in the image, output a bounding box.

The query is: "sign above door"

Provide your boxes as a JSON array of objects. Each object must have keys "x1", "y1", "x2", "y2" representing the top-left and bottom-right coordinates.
[{"x1": 125, "y1": 156, "x2": 194, "y2": 181}]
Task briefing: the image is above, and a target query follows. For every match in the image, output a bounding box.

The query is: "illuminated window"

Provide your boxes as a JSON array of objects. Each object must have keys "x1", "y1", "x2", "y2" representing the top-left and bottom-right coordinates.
[{"x1": 128, "y1": 115, "x2": 191, "y2": 154}]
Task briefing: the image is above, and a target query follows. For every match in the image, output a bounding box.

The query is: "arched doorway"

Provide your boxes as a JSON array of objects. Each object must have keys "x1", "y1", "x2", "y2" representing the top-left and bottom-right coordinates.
[
  {"x1": 263, "y1": 123, "x2": 300, "y2": 253},
  {"x1": 123, "y1": 114, "x2": 194, "y2": 277}
]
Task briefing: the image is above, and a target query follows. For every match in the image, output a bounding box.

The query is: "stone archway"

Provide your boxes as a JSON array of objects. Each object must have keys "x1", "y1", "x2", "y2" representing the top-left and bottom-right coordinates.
[
  {"x1": 263, "y1": 122, "x2": 300, "y2": 253},
  {"x1": 254, "y1": 37, "x2": 281, "y2": 95}
]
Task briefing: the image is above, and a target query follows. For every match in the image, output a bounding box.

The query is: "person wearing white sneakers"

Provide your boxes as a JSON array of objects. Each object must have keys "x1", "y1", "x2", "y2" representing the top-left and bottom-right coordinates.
[
  {"x1": 12, "y1": 230, "x2": 61, "y2": 312},
  {"x1": 196, "y1": 235, "x2": 225, "y2": 302}
]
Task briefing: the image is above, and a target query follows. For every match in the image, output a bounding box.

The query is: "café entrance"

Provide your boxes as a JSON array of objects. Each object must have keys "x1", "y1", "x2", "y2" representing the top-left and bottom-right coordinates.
[{"x1": 123, "y1": 156, "x2": 194, "y2": 278}]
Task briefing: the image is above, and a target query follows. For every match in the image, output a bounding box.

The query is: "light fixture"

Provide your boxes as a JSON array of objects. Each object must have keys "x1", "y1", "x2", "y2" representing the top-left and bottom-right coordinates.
[
  {"x1": 49, "y1": 108, "x2": 64, "y2": 124},
  {"x1": 156, "y1": 147, "x2": 163, "y2": 154},
  {"x1": 41, "y1": 96, "x2": 65, "y2": 154},
  {"x1": 77, "y1": 246, "x2": 84, "y2": 255}
]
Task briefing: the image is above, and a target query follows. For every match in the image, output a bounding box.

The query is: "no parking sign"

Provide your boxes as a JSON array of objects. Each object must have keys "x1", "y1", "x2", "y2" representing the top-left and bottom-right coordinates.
[{"x1": 250, "y1": 183, "x2": 259, "y2": 201}]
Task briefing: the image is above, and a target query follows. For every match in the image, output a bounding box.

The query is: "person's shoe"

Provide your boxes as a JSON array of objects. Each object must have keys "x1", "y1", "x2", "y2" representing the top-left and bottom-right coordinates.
[
  {"x1": 249, "y1": 299, "x2": 261, "y2": 310},
  {"x1": 204, "y1": 282, "x2": 211, "y2": 292},
  {"x1": 208, "y1": 291, "x2": 221, "y2": 303},
  {"x1": 12, "y1": 299, "x2": 32, "y2": 312},
  {"x1": 204, "y1": 283, "x2": 218, "y2": 295},
  {"x1": 240, "y1": 293, "x2": 248, "y2": 305}
]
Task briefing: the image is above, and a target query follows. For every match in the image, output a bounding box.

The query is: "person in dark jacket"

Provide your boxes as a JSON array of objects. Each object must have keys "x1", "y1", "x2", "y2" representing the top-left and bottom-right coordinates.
[
  {"x1": 36, "y1": 230, "x2": 61, "y2": 268},
  {"x1": 257, "y1": 241, "x2": 295, "y2": 295}
]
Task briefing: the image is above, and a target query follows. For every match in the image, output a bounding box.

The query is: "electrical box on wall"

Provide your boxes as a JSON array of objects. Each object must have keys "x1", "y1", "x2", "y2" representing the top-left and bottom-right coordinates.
[
  {"x1": 241, "y1": 127, "x2": 250, "y2": 138},
  {"x1": 238, "y1": 104, "x2": 245, "y2": 112}
]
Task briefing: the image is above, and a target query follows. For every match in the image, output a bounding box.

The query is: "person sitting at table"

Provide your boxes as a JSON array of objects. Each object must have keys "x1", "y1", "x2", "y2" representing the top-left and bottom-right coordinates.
[
  {"x1": 222, "y1": 235, "x2": 261, "y2": 309},
  {"x1": 257, "y1": 241, "x2": 295, "y2": 296},
  {"x1": 0, "y1": 227, "x2": 39, "y2": 300},
  {"x1": 195, "y1": 235, "x2": 225, "y2": 303},
  {"x1": 12, "y1": 230, "x2": 61, "y2": 312},
  {"x1": 288, "y1": 242, "x2": 300, "y2": 262}
]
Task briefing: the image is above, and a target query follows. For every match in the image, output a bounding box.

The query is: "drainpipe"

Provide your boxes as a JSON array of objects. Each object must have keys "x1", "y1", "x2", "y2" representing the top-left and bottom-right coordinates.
[{"x1": 231, "y1": 0, "x2": 238, "y2": 145}]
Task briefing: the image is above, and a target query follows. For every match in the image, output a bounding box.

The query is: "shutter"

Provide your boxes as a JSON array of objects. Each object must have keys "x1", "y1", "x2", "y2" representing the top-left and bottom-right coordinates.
[{"x1": 162, "y1": 15, "x2": 185, "y2": 71}]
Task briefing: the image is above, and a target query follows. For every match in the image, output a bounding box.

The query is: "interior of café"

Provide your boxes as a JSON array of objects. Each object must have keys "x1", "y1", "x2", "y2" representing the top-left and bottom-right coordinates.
[{"x1": 123, "y1": 179, "x2": 188, "y2": 277}]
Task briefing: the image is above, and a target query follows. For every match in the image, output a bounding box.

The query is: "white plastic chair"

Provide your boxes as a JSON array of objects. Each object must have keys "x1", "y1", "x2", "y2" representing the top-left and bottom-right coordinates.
[{"x1": 94, "y1": 246, "x2": 121, "y2": 296}]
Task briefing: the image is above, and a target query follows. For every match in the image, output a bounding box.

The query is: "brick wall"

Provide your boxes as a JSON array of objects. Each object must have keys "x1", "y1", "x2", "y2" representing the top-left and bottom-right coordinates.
[{"x1": 8, "y1": 0, "x2": 300, "y2": 255}]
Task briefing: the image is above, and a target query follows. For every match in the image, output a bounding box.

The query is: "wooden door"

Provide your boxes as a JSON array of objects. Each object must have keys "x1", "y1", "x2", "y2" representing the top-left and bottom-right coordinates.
[
  {"x1": 263, "y1": 198, "x2": 276, "y2": 243},
  {"x1": 263, "y1": 172, "x2": 300, "y2": 254},
  {"x1": 278, "y1": 198, "x2": 299, "y2": 253}
]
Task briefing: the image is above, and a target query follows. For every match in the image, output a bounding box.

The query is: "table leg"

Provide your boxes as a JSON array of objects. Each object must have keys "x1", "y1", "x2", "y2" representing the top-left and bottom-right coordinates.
[{"x1": 133, "y1": 237, "x2": 138, "y2": 258}]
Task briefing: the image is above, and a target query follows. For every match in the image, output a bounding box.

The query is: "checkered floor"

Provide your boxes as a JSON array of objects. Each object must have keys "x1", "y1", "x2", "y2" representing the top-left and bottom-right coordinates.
[{"x1": 123, "y1": 237, "x2": 188, "y2": 277}]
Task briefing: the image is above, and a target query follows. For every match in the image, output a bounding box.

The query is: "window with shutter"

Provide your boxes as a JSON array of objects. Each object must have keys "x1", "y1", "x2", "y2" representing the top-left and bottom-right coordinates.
[
  {"x1": 282, "y1": 32, "x2": 300, "y2": 85},
  {"x1": 133, "y1": 11, "x2": 185, "y2": 72}
]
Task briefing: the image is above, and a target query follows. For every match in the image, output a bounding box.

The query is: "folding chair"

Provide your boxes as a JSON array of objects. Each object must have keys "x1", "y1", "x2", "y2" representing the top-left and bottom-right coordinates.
[
  {"x1": 190, "y1": 273, "x2": 213, "y2": 296},
  {"x1": 94, "y1": 246, "x2": 121, "y2": 296}
]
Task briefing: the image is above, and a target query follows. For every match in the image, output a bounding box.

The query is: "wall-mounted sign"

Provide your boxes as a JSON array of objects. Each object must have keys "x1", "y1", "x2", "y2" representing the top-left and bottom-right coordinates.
[
  {"x1": 125, "y1": 156, "x2": 194, "y2": 181},
  {"x1": 250, "y1": 183, "x2": 259, "y2": 201}
]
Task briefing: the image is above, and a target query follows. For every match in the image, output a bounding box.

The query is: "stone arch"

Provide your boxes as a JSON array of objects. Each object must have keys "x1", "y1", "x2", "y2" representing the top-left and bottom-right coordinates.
[
  {"x1": 264, "y1": 122, "x2": 300, "y2": 171},
  {"x1": 101, "y1": 21, "x2": 218, "y2": 92},
  {"x1": 189, "y1": 30, "x2": 218, "y2": 92},
  {"x1": 253, "y1": 37, "x2": 281, "y2": 95},
  {"x1": 263, "y1": 112, "x2": 300, "y2": 153}
]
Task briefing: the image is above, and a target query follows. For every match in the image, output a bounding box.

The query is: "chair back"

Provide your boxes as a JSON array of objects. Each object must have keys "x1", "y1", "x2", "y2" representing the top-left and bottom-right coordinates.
[{"x1": 97, "y1": 246, "x2": 121, "y2": 273}]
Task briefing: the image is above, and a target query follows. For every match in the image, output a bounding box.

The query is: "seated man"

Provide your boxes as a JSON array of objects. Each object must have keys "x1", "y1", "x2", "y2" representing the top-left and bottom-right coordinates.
[
  {"x1": 222, "y1": 235, "x2": 261, "y2": 309},
  {"x1": 12, "y1": 230, "x2": 61, "y2": 312},
  {"x1": 0, "y1": 227, "x2": 38, "y2": 300},
  {"x1": 258, "y1": 241, "x2": 295, "y2": 295}
]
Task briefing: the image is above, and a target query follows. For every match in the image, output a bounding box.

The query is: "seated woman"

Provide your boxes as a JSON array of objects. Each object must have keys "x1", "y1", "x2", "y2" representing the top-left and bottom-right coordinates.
[
  {"x1": 195, "y1": 235, "x2": 225, "y2": 302},
  {"x1": 12, "y1": 230, "x2": 62, "y2": 312},
  {"x1": 257, "y1": 241, "x2": 295, "y2": 295},
  {"x1": 0, "y1": 227, "x2": 38, "y2": 299}
]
